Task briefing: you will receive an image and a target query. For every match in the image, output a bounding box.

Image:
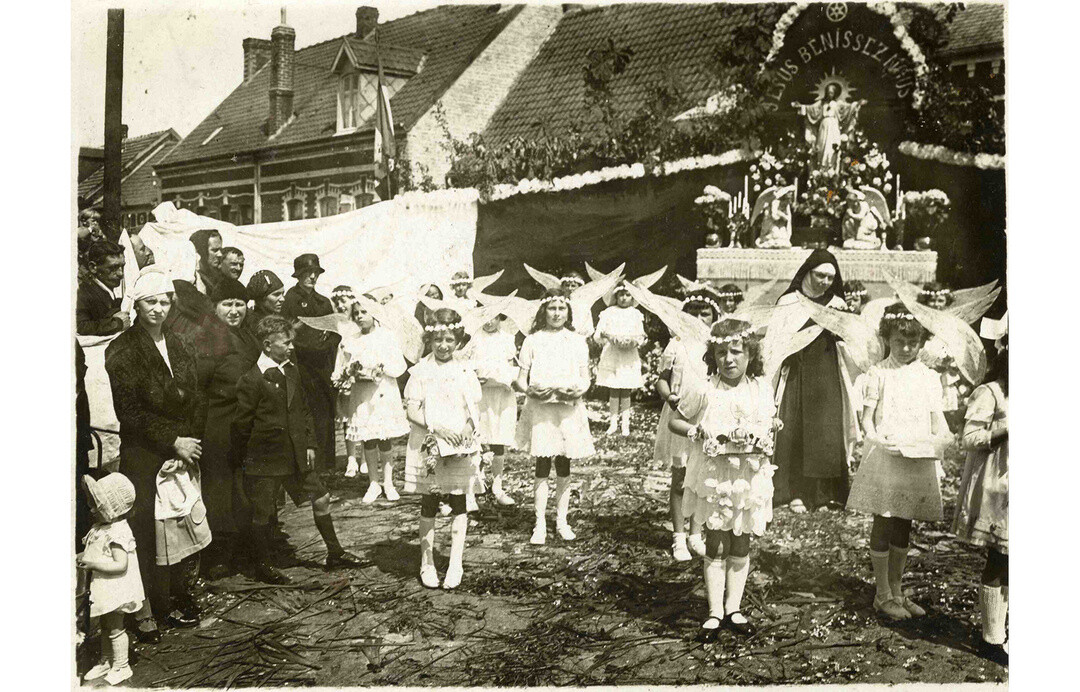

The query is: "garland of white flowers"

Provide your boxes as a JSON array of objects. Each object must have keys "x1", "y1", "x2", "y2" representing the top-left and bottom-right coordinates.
[
  {"x1": 764, "y1": 1, "x2": 929, "y2": 108},
  {"x1": 897, "y1": 141, "x2": 1005, "y2": 170},
  {"x1": 485, "y1": 148, "x2": 757, "y2": 202}
]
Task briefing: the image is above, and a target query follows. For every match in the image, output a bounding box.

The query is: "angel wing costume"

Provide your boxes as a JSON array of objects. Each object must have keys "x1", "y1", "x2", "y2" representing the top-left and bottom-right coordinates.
[{"x1": 521, "y1": 263, "x2": 626, "y2": 337}]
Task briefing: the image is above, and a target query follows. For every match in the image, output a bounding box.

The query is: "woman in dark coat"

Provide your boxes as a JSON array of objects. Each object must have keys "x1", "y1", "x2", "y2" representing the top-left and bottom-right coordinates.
[
  {"x1": 199, "y1": 278, "x2": 263, "y2": 577},
  {"x1": 772, "y1": 250, "x2": 861, "y2": 512},
  {"x1": 245, "y1": 269, "x2": 286, "y2": 339},
  {"x1": 105, "y1": 268, "x2": 206, "y2": 635}
]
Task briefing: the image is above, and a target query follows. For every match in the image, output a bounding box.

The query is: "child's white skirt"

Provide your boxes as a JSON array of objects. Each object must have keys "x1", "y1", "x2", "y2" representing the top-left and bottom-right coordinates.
[
  {"x1": 341, "y1": 377, "x2": 410, "y2": 442},
  {"x1": 653, "y1": 403, "x2": 691, "y2": 468},
  {"x1": 477, "y1": 384, "x2": 517, "y2": 447},
  {"x1": 686, "y1": 452, "x2": 775, "y2": 537},
  {"x1": 515, "y1": 397, "x2": 595, "y2": 459},
  {"x1": 847, "y1": 443, "x2": 944, "y2": 521},
  {"x1": 596, "y1": 343, "x2": 644, "y2": 389}
]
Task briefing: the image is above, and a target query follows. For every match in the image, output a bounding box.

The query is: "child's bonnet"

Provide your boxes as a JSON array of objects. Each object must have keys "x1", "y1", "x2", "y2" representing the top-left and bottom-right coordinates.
[{"x1": 84, "y1": 473, "x2": 136, "y2": 523}]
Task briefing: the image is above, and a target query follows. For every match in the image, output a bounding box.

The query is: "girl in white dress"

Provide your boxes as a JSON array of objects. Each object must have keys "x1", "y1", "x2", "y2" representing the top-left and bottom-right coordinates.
[
  {"x1": 333, "y1": 298, "x2": 410, "y2": 503},
  {"x1": 653, "y1": 290, "x2": 718, "y2": 561},
  {"x1": 514, "y1": 288, "x2": 595, "y2": 545},
  {"x1": 79, "y1": 473, "x2": 145, "y2": 685},
  {"x1": 404, "y1": 309, "x2": 486, "y2": 589},
  {"x1": 460, "y1": 314, "x2": 519, "y2": 505},
  {"x1": 669, "y1": 319, "x2": 782, "y2": 639},
  {"x1": 595, "y1": 284, "x2": 647, "y2": 436},
  {"x1": 331, "y1": 285, "x2": 367, "y2": 477},
  {"x1": 847, "y1": 303, "x2": 952, "y2": 621}
]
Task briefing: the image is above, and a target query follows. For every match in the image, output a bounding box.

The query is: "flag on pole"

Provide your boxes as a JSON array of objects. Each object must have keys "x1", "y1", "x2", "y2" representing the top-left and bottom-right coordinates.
[{"x1": 374, "y1": 28, "x2": 396, "y2": 200}]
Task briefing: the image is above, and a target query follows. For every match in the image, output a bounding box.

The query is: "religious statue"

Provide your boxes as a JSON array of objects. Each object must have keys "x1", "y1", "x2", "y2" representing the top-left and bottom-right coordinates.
[
  {"x1": 751, "y1": 185, "x2": 795, "y2": 249},
  {"x1": 792, "y1": 83, "x2": 867, "y2": 173},
  {"x1": 841, "y1": 188, "x2": 890, "y2": 250}
]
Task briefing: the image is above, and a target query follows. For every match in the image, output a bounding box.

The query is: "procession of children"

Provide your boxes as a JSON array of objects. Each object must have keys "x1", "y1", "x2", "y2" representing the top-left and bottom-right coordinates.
[{"x1": 78, "y1": 248, "x2": 1009, "y2": 685}]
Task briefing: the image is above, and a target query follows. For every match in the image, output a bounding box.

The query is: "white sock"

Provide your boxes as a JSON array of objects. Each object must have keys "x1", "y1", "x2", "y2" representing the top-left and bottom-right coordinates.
[
  {"x1": 534, "y1": 478, "x2": 549, "y2": 526},
  {"x1": 981, "y1": 585, "x2": 1007, "y2": 645},
  {"x1": 724, "y1": 555, "x2": 750, "y2": 616},
  {"x1": 109, "y1": 628, "x2": 129, "y2": 669},
  {"x1": 621, "y1": 408, "x2": 631, "y2": 434},
  {"x1": 555, "y1": 476, "x2": 572, "y2": 527},
  {"x1": 870, "y1": 549, "x2": 893, "y2": 601},
  {"x1": 382, "y1": 452, "x2": 395, "y2": 489},
  {"x1": 419, "y1": 517, "x2": 435, "y2": 571},
  {"x1": 889, "y1": 546, "x2": 909, "y2": 600},
  {"x1": 449, "y1": 513, "x2": 468, "y2": 573},
  {"x1": 703, "y1": 556, "x2": 727, "y2": 619}
]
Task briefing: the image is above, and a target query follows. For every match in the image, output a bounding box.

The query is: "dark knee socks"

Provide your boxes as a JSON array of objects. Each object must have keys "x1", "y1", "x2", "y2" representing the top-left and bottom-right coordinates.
[
  {"x1": 313, "y1": 513, "x2": 344, "y2": 556},
  {"x1": 534, "y1": 456, "x2": 570, "y2": 478}
]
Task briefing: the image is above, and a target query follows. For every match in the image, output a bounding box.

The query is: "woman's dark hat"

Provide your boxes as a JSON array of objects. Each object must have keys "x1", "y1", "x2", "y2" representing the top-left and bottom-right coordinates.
[
  {"x1": 293, "y1": 253, "x2": 325, "y2": 279},
  {"x1": 210, "y1": 277, "x2": 249, "y2": 304},
  {"x1": 246, "y1": 270, "x2": 284, "y2": 301}
]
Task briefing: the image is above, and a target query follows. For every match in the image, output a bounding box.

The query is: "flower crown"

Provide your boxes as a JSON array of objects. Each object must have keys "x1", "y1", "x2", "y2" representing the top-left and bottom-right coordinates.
[
  {"x1": 449, "y1": 277, "x2": 472, "y2": 287},
  {"x1": 682, "y1": 295, "x2": 721, "y2": 314},
  {"x1": 844, "y1": 289, "x2": 867, "y2": 298},
  {"x1": 883, "y1": 312, "x2": 918, "y2": 321},
  {"x1": 716, "y1": 291, "x2": 743, "y2": 300},
  {"x1": 561, "y1": 276, "x2": 585, "y2": 287},
  {"x1": 539, "y1": 295, "x2": 570, "y2": 307},
  {"x1": 708, "y1": 327, "x2": 754, "y2": 345},
  {"x1": 332, "y1": 288, "x2": 356, "y2": 299},
  {"x1": 921, "y1": 288, "x2": 951, "y2": 298},
  {"x1": 424, "y1": 321, "x2": 464, "y2": 333}
]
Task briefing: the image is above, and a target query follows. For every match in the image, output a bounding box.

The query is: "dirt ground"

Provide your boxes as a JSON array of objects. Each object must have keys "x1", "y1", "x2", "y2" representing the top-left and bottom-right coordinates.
[{"x1": 78, "y1": 402, "x2": 1007, "y2": 688}]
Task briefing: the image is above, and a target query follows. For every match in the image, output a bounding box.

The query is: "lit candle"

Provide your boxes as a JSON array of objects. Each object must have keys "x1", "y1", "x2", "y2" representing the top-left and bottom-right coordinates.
[
  {"x1": 896, "y1": 174, "x2": 901, "y2": 212},
  {"x1": 744, "y1": 175, "x2": 749, "y2": 202},
  {"x1": 794, "y1": 176, "x2": 799, "y2": 206}
]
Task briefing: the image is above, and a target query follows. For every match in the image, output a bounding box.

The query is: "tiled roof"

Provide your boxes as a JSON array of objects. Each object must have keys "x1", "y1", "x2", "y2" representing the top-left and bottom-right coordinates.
[
  {"x1": 78, "y1": 130, "x2": 181, "y2": 206},
  {"x1": 484, "y1": 2, "x2": 771, "y2": 144},
  {"x1": 340, "y1": 37, "x2": 426, "y2": 75},
  {"x1": 161, "y1": 4, "x2": 522, "y2": 166},
  {"x1": 485, "y1": 2, "x2": 1005, "y2": 144},
  {"x1": 941, "y1": 2, "x2": 1004, "y2": 56}
]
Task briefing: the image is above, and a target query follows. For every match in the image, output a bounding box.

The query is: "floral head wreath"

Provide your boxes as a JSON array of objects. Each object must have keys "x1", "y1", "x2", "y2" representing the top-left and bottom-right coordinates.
[
  {"x1": 449, "y1": 276, "x2": 473, "y2": 287},
  {"x1": 424, "y1": 321, "x2": 464, "y2": 334},
  {"x1": 682, "y1": 294, "x2": 721, "y2": 315},
  {"x1": 561, "y1": 275, "x2": 585, "y2": 288},
  {"x1": 708, "y1": 326, "x2": 754, "y2": 346},
  {"x1": 539, "y1": 295, "x2": 570, "y2": 307},
  {"x1": 844, "y1": 288, "x2": 867, "y2": 298},
  {"x1": 883, "y1": 312, "x2": 918, "y2": 322},
  {"x1": 716, "y1": 289, "x2": 743, "y2": 300},
  {"x1": 921, "y1": 288, "x2": 951, "y2": 299},
  {"x1": 332, "y1": 287, "x2": 356, "y2": 300}
]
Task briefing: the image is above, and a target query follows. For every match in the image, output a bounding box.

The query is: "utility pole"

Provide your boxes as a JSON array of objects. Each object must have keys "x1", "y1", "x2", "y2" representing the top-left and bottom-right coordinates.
[{"x1": 102, "y1": 9, "x2": 124, "y2": 241}]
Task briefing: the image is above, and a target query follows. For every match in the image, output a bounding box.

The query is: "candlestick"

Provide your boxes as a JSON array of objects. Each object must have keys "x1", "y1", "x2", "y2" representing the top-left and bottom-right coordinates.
[
  {"x1": 794, "y1": 176, "x2": 799, "y2": 206},
  {"x1": 895, "y1": 174, "x2": 901, "y2": 212},
  {"x1": 744, "y1": 175, "x2": 749, "y2": 202}
]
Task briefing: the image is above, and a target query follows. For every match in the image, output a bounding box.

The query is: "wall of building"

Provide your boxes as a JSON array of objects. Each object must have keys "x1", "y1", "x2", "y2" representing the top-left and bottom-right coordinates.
[{"x1": 404, "y1": 4, "x2": 562, "y2": 187}]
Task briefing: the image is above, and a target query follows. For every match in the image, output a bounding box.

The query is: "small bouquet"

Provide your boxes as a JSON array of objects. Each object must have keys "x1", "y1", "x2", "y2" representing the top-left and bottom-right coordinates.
[
  {"x1": 332, "y1": 360, "x2": 383, "y2": 392},
  {"x1": 690, "y1": 418, "x2": 783, "y2": 460},
  {"x1": 608, "y1": 333, "x2": 645, "y2": 349}
]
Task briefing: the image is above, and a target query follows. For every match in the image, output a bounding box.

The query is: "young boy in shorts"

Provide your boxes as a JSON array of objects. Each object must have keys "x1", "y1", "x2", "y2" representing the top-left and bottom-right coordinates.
[{"x1": 231, "y1": 315, "x2": 362, "y2": 584}]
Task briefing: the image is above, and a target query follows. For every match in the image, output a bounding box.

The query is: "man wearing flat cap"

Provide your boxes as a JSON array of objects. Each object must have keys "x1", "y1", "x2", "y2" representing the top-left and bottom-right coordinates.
[{"x1": 282, "y1": 254, "x2": 339, "y2": 474}]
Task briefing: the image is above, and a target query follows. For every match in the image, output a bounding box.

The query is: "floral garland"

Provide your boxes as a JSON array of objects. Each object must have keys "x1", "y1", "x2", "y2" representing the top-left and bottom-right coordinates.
[
  {"x1": 764, "y1": 1, "x2": 929, "y2": 108},
  {"x1": 689, "y1": 419, "x2": 783, "y2": 461},
  {"x1": 486, "y1": 148, "x2": 756, "y2": 202},
  {"x1": 897, "y1": 141, "x2": 1005, "y2": 170}
]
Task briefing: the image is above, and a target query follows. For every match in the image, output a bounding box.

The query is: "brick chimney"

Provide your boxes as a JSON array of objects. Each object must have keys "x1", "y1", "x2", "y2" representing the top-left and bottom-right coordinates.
[
  {"x1": 269, "y1": 10, "x2": 295, "y2": 133},
  {"x1": 356, "y1": 6, "x2": 378, "y2": 40},
  {"x1": 243, "y1": 37, "x2": 272, "y2": 83}
]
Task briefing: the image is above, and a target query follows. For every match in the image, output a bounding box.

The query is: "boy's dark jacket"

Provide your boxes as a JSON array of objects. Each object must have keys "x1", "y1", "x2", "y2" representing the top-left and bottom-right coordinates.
[{"x1": 229, "y1": 360, "x2": 315, "y2": 476}]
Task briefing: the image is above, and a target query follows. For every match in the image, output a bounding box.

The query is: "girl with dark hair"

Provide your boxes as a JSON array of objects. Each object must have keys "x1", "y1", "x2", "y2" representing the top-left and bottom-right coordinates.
[
  {"x1": 668, "y1": 319, "x2": 781, "y2": 639},
  {"x1": 716, "y1": 284, "x2": 744, "y2": 315},
  {"x1": 404, "y1": 309, "x2": 485, "y2": 589},
  {"x1": 846, "y1": 303, "x2": 952, "y2": 621},
  {"x1": 843, "y1": 280, "x2": 870, "y2": 314},
  {"x1": 653, "y1": 290, "x2": 719, "y2": 561},
  {"x1": 954, "y1": 328, "x2": 1009, "y2": 663},
  {"x1": 917, "y1": 281, "x2": 954, "y2": 310},
  {"x1": 773, "y1": 249, "x2": 861, "y2": 512},
  {"x1": 514, "y1": 288, "x2": 595, "y2": 545}
]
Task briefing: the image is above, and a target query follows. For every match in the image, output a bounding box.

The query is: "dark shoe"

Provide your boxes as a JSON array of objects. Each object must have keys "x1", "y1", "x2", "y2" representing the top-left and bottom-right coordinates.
[
  {"x1": 326, "y1": 550, "x2": 364, "y2": 570},
  {"x1": 976, "y1": 636, "x2": 1009, "y2": 666},
  {"x1": 695, "y1": 617, "x2": 722, "y2": 643},
  {"x1": 723, "y1": 612, "x2": 757, "y2": 637},
  {"x1": 134, "y1": 619, "x2": 161, "y2": 644},
  {"x1": 254, "y1": 562, "x2": 293, "y2": 585},
  {"x1": 162, "y1": 610, "x2": 199, "y2": 629}
]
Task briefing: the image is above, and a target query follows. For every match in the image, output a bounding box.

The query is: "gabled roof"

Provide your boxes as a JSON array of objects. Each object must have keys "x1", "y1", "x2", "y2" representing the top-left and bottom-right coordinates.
[
  {"x1": 485, "y1": 2, "x2": 1005, "y2": 145},
  {"x1": 160, "y1": 4, "x2": 523, "y2": 167},
  {"x1": 941, "y1": 2, "x2": 1004, "y2": 57},
  {"x1": 332, "y1": 37, "x2": 426, "y2": 76},
  {"x1": 78, "y1": 129, "x2": 182, "y2": 207}
]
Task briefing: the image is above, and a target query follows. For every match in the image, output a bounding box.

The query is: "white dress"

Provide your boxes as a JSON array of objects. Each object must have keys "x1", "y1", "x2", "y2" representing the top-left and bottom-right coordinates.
[
  {"x1": 684, "y1": 376, "x2": 778, "y2": 536},
  {"x1": 84, "y1": 520, "x2": 145, "y2": 618},
  {"x1": 653, "y1": 338, "x2": 707, "y2": 467},
  {"x1": 515, "y1": 329, "x2": 596, "y2": 459},
  {"x1": 847, "y1": 357, "x2": 945, "y2": 521},
  {"x1": 334, "y1": 327, "x2": 410, "y2": 442},
  {"x1": 595, "y1": 306, "x2": 646, "y2": 389},
  {"x1": 460, "y1": 329, "x2": 518, "y2": 447},
  {"x1": 403, "y1": 355, "x2": 486, "y2": 496}
]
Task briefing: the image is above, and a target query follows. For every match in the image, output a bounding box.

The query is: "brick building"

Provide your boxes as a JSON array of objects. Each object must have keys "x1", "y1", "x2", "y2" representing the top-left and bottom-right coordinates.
[
  {"x1": 153, "y1": 4, "x2": 562, "y2": 225},
  {"x1": 77, "y1": 127, "x2": 182, "y2": 230}
]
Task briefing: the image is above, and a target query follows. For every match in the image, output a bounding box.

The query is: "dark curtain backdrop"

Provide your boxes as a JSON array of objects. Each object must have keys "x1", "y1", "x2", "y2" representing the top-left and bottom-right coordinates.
[{"x1": 474, "y1": 164, "x2": 749, "y2": 298}]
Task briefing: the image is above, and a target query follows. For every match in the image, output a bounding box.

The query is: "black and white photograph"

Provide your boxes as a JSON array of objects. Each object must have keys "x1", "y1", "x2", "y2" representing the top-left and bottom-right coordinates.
[{"x1": 59, "y1": 0, "x2": 1029, "y2": 687}]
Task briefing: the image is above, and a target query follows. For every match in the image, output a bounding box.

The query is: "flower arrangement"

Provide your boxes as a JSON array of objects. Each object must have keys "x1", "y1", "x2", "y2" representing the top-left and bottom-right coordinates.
[
  {"x1": 898, "y1": 142, "x2": 1005, "y2": 169},
  {"x1": 689, "y1": 418, "x2": 783, "y2": 461},
  {"x1": 332, "y1": 361, "x2": 381, "y2": 392},
  {"x1": 902, "y1": 189, "x2": 951, "y2": 239}
]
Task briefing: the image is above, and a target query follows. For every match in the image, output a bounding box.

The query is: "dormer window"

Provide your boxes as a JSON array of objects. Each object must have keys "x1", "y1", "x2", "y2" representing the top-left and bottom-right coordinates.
[{"x1": 339, "y1": 72, "x2": 378, "y2": 131}]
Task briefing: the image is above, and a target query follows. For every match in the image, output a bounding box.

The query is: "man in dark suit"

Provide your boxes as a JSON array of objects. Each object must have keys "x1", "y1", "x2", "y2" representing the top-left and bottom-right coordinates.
[
  {"x1": 230, "y1": 316, "x2": 361, "y2": 584},
  {"x1": 76, "y1": 241, "x2": 129, "y2": 335},
  {"x1": 282, "y1": 254, "x2": 339, "y2": 474}
]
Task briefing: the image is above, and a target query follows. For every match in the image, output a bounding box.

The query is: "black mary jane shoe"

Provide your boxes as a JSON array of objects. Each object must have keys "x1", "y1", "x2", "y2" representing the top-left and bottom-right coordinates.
[
  {"x1": 723, "y1": 612, "x2": 757, "y2": 637},
  {"x1": 975, "y1": 636, "x2": 1009, "y2": 667},
  {"x1": 326, "y1": 550, "x2": 365, "y2": 570},
  {"x1": 696, "y1": 617, "x2": 723, "y2": 643}
]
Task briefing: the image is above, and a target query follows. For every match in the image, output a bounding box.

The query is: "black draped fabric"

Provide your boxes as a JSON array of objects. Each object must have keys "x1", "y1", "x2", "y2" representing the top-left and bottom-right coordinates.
[{"x1": 773, "y1": 249, "x2": 849, "y2": 508}]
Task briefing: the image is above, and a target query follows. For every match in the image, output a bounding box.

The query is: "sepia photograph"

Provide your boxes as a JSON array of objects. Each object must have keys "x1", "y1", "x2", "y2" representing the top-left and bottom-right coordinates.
[{"x1": 67, "y1": 0, "x2": 1016, "y2": 687}]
